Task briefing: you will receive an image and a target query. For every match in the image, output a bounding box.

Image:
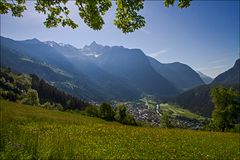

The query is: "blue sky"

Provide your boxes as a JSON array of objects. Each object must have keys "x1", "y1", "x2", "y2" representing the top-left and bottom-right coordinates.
[{"x1": 1, "y1": 1, "x2": 239, "y2": 78}]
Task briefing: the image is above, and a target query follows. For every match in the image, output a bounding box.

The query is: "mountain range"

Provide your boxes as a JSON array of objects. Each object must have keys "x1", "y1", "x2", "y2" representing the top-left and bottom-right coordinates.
[
  {"x1": 148, "y1": 57, "x2": 204, "y2": 91},
  {"x1": 1, "y1": 36, "x2": 235, "y2": 106}
]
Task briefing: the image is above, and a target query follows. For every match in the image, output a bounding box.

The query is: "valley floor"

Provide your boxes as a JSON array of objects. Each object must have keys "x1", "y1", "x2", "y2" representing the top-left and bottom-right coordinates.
[{"x1": 0, "y1": 100, "x2": 239, "y2": 159}]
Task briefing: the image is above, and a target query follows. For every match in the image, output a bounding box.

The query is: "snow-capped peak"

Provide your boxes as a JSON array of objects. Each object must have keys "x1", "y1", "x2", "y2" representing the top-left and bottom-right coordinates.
[
  {"x1": 59, "y1": 43, "x2": 65, "y2": 47},
  {"x1": 84, "y1": 52, "x2": 101, "y2": 58},
  {"x1": 44, "y1": 41, "x2": 56, "y2": 47}
]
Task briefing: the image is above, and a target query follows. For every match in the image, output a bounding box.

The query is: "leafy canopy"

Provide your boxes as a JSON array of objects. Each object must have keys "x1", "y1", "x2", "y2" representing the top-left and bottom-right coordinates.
[
  {"x1": 210, "y1": 86, "x2": 240, "y2": 132},
  {"x1": 99, "y1": 103, "x2": 115, "y2": 121},
  {"x1": 21, "y1": 89, "x2": 40, "y2": 106},
  {"x1": 160, "y1": 111, "x2": 174, "y2": 128},
  {"x1": 0, "y1": 0, "x2": 191, "y2": 33}
]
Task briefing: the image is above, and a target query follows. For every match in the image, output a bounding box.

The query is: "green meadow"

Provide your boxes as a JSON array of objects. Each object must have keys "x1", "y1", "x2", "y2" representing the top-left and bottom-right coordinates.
[
  {"x1": 159, "y1": 103, "x2": 206, "y2": 121},
  {"x1": 1, "y1": 100, "x2": 239, "y2": 159},
  {"x1": 140, "y1": 97, "x2": 205, "y2": 121}
]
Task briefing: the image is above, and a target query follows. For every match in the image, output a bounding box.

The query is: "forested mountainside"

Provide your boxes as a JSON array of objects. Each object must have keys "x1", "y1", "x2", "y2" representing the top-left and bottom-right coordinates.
[
  {"x1": 0, "y1": 68, "x2": 87, "y2": 110},
  {"x1": 170, "y1": 59, "x2": 240, "y2": 117}
]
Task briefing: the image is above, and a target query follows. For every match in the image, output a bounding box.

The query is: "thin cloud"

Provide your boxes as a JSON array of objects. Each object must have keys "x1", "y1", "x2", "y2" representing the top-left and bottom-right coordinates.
[
  {"x1": 198, "y1": 64, "x2": 228, "y2": 71},
  {"x1": 197, "y1": 67, "x2": 209, "y2": 71},
  {"x1": 212, "y1": 65, "x2": 228, "y2": 69},
  {"x1": 210, "y1": 49, "x2": 239, "y2": 65},
  {"x1": 209, "y1": 59, "x2": 224, "y2": 64},
  {"x1": 140, "y1": 28, "x2": 151, "y2": 35},
  {"x1": 150, "y1": 49, "x2": 169, "y2": 56}
]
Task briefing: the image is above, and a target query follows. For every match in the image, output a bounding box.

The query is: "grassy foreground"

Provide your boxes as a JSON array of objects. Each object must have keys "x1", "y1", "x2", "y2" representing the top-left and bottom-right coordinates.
[{"x1": 0, "y1": 100, "x2": 239, "y2": 159}]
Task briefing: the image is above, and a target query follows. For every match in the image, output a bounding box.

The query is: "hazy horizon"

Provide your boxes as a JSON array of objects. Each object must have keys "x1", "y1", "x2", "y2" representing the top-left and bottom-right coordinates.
[{"x1": 1, "y1": 1, "x2": 239, "y2": 78}]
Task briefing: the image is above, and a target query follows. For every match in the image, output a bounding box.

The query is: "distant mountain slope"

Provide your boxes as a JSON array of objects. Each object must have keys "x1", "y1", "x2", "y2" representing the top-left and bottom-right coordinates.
[
  {"x1": 148, "y1": 56, "x2": 204, "y2": 92},
  {"x1": 0, "y1": 36, "x2": 121, "y2": 101},
  {"x1": 94, "y1": 46, "x2": 179, "y2": 97},
  {"x1": 0, "y1": 37, "x2": 75, "y2": 73},
  {"x1": 170, "y1": 59, "x2": 240, "y2": 117},
  {"x1": 45, "y1": 41, "x2": 141, "y2": 100},
  {"x1": 0, "y1": 43, "x2": 107, "y2": 101},
  {"x1": 0, "y1": 36, "x2": 180, "y2": 101},
  {"x1": 197, "y1": 71, "x2": 213, "y2": 84},
  {"x1": 211, "y1": 59, "x2": 240, "y2": 85},
  {"x1": 52, "y1": 41, "x2": 179, "y2": 97}
]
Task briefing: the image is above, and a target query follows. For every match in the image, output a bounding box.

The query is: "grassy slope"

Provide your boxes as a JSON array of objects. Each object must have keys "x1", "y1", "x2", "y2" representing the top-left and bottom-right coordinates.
[
  {"x1": 1, "y1": 100, "x2": 239, "y2": 159},
  {"x1": 140, "y1": 97, "x2": 205, "y2": 120},
  {"x1": 160, "y1": 103, "x2": 205, "y2": 121}
]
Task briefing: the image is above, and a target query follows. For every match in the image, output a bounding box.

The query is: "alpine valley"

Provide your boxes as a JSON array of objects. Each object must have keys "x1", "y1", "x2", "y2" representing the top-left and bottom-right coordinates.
[
  {"x1": 1, "y1": 36, "x2": 239, "y2": 118},
  {"x1": 1, "y1": 36, "x2": 205, "y2": 100}
]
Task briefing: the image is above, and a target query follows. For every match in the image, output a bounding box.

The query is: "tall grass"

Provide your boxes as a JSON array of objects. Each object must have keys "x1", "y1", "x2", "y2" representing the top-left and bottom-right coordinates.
[{"x1": 1, "y1": 100, "x2": 239, "y2": 159}]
